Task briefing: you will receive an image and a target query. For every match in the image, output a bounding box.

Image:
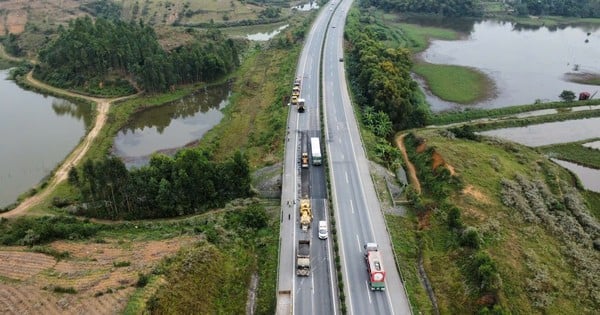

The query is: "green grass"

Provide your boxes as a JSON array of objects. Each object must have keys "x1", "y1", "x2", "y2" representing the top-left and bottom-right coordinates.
[
  {"x1": 396, "y1": 128, "x2": 599, "y2": 313},
  {"x1": 539, "y1": 138, "x2": 600, "y2": 169},
  {"x1": 386, "y1": 214, "x2": 433, "y2": 314},
  {"x1": 429, "y1": 98, "x2": 600, "y2": 125},
  {"x1": 394, "y1": 23, "x2": 459, "y2": 52},
  {"x1": 412, "y1": 63, "x2": 493, "y2": 104},
  {"x1": 581, "y1": 190, "x2": 600, "y2": 220}
]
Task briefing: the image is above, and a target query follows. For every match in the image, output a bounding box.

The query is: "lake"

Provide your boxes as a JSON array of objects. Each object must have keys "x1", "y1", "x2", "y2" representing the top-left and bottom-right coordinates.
[
  {"x1": 416, "y1": 19, "x2": 600, "y2": 111},
  {"x1": 0, "y1": 69, "x2": 92, "y2": 208},
  {"x1": 112, "y1": 82, "x2": 232, "y2": 168}
]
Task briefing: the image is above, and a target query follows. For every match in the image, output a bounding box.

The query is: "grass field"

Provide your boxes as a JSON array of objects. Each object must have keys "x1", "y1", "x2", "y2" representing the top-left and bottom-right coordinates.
[
  {"x1": 393, "y1": 22, "x2": 459, "y2": 52},
  {"x1": 412, "y1": 63, "x2": 494, "y2": 104},
  {"x1": 539, "y1": 138, "x2": 600, "y2": 169},
  {"x1": 390, "y1": 128, "x2": 600, "y2": 313}
]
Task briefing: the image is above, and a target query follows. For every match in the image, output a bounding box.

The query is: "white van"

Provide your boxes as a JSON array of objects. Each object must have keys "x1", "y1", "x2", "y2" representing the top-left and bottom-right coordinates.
[{"x1": 318, "y1": 221, "x2": 328, "y2": 240}]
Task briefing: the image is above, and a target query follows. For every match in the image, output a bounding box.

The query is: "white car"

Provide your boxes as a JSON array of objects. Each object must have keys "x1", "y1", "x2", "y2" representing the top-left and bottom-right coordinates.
[{"x1": 318, "y1": 220, "x2": 328, "y2": 239}]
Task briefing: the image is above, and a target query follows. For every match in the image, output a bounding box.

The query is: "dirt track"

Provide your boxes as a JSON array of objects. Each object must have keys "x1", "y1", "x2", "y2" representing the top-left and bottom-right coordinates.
[
  {"x1": 395, "y1": 133, "x2": 422, "y2": 195},
  {"x1": 1, "y1": 72, "x2": 138, "y2": 218}
]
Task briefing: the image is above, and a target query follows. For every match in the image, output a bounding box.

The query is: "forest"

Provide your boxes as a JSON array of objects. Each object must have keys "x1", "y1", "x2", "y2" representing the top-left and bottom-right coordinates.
[
  {"x1": 359, "y1": 0, "x2": 600, "y2": 18},
  {"x1": 359, "y1": 0, "x2": 483, "y2": 17},
  {"x1": 35, "y1": 16, "x2": 240, "y2": 93},
  {"x1": 345, "y1": 10, "x2": 429, "y2": 131},
  {"x1": 67, "y1": 149, "x2": 252, "y2": 220}
]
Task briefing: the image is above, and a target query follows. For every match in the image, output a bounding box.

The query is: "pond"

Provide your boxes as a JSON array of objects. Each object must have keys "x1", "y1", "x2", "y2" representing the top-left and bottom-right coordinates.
[
  {"x1": 479, "y1": 117, "x2": 600, "y2": 147},
  {"x1": 112, "y1": 82, "x2": 232, "y2": 168},
  {"x1": 293, "y1": 1, "x2": 320, "y2": 11},
  {"x1": 0, "y1": 69, "x2": 92, "y2": 208},
  {"x1": 246, "y1": 24, "x2": 289, "y2": 41},
  {"x1": 415, "y1": 18, "x2": 600, "y2": 112},
  {"x1": 583, "y1": 140, "x2": 600, "y2": 149},
  {"x1": 552, "y1": 159, "x2": 600, "y2": 193}
]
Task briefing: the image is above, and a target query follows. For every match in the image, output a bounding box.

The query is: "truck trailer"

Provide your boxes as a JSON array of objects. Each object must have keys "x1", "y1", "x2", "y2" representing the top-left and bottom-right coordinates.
[
  {"x1": 297, "y1": 239, "x2": 311, "y2": 276},
  {"x1": 364, "y1": 243, "x2": 386, "y2": 291}
]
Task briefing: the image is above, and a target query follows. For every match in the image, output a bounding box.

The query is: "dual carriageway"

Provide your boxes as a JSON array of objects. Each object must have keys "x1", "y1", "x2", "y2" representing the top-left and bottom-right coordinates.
[{"x1": 276, "y1": 0, "x2": 412, "y2": 314}]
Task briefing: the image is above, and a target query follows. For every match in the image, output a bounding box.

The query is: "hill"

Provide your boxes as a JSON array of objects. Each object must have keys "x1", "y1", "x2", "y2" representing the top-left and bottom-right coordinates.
[{"x1": 390, "y1": 129, "x2": 599, "y2": 314}]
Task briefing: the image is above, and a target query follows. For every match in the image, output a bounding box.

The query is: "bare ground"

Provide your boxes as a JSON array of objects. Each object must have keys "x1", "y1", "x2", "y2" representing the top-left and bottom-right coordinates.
[
  {"x1": 395, "y1": 133, "x2": 422, "y2": 194},
  {"x1": 0, "y1": 236, "x2": 197, "y2": 315}
]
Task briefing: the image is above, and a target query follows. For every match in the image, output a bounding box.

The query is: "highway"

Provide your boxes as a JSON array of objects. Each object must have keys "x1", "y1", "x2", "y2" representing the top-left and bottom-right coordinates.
[
  {"x1": 322, "y1": 0, "x2": 413, "y2": 314},
  {"x1": 276, "y1": 0, "x2": 412, "y2": 314},
  {"x1": 276, "y1": 3, "x2": 337, "y2": 315}
]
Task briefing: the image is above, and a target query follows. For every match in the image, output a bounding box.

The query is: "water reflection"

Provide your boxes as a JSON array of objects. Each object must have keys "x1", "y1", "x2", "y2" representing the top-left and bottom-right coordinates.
[
  {"x1": 246, "y1": 24, "x2": 289, "y2": 41},
  {"x1": 52, "y1": 99, "x2": 94, "y2": 128},
  {"x1": 416, "y1": 19, "x2": 600, "y2": 111},
  {"x1": 0, "y1": 69, "x2": 90, "y2": 208},
  {"x1": 293, "y1": 1, "x2": 319, "y2": 11},
  {"x1": 479, "y1": 117, "x2": 600, "y2": 147},
  {"x1": 113, "y1": 82, "x2": 232, "y2": 167},
  {"x1": 551, "y1": 158, "x2": 600, "y2": 193}
]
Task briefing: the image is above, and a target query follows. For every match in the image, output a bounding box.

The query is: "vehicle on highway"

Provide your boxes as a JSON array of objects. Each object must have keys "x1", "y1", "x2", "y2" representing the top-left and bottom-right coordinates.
[
  {"x1": 297, "y1": 239, "x2": 311, "y2": 276},
  {"x1": 310, "y1": 137, "x2": 322, "y2": 165},
  {"x1": 301, "y1": 134, "x2": 309, "y2": 168},
  {"x1": 364, "y1": 243, "x2": 386, "y2": 291},
  {"x1": 299, "y1": 199, "x2": 313, "y2": 231},
  {"x1": 318, "y1": 220, "x2": 328, "y2": 239},
  {"x1": 298, "y1": 98, "x2": 305, "y2": 113}
]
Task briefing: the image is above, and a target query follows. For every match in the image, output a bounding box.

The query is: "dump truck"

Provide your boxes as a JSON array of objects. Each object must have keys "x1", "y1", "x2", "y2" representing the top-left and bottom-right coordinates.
[
  {"x1": 299, "y1": 199, "x2": 312, "y2": 231},
  {"x1": 296, "y1": 239, "x2": 310, "y2": 276},
  {"x1": 301, "y1": 133, "x2": 309, "y2": 168},
  {"x1": 364, "y1": 243, "x2": 386, "y2": 291}
]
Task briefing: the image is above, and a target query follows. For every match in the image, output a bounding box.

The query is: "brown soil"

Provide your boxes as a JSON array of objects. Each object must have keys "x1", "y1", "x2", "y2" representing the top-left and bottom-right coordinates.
[
  {"x1": 395, "y1": 133, "x2": 422, "y2": 194},
  {"x1": 0, "y1": 236, "x2": 196, "y2": 315},
  {"x1": 462, "y1": 185, "x2": 490, "y2": 204},
  {"x1": 0, "y1": 1, "x2": 84, "y2": 36},
  {"x1": 417, "y1": 209, "x2": 432, "y2": 230}
]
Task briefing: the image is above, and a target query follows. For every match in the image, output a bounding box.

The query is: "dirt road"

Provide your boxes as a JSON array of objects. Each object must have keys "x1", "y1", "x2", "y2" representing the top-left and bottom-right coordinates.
[
  {"x1": 1, "y1": 72, "x2": 137, "y2": 218},
  {"x1": 395, "y1": 133, "x2": 422, "y2": 195}
]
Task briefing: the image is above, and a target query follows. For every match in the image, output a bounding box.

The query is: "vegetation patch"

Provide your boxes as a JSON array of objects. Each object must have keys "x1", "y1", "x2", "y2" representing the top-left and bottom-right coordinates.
[
  {"x1": 539, "y1": 138, "x2": 600, "y2": 169},
  {"x1": 412, "y1": 62, "x2": 495, "y2": 104},
  {"x1": 394, "y1": 128, "x2": 600, "y2": 314}
]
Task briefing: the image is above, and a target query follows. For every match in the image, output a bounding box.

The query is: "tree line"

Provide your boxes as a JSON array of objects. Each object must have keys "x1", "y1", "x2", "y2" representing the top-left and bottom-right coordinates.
[
  {"x1": 345, "y1": 10, "x2": 429, "y2": 131},
  {"x1": 514, "y1": 0, "x2": 600, "y2": 17},
  {"x1": 68, "y1": 149, "x2": 252, "y2": 220},
  {"x1": 36, "y1": 16, "x2": 240, "y2": 93},
  {"x1": 359, "y1": 0, "x2": 483, "y2": 17}
]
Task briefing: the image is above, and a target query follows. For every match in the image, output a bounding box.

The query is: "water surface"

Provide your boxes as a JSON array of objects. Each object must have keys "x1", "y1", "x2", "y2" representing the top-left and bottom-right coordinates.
[
  {"x1": 247, "y1": 24, "x2": 289, "y2": 41},
  {"x1": 479, "y1": 117, "x2": 600, "y2": 147},
  {"x1": 552, "y1": 159, "x2": 600, "y2": 193},
  {"x1": 0, "y1": 69, "x2": 91, "y2": 208},
  {"x1": 418, "y1": 19, "x2": 600, "y2": 111},
  {"x1": 583, "y1": 140, "x2": 600, "y2": 149},
  {"x1": 113, "y1": 83, "x2": 231, "y2": 168}
]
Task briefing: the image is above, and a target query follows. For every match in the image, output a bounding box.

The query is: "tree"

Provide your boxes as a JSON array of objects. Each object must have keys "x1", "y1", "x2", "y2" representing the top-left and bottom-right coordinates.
[{"x1": 559, "y1": 90, "x2": 576, "y2": 102}]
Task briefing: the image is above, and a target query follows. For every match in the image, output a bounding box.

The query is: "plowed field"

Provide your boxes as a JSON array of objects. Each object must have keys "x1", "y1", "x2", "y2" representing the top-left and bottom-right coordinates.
[{"x1": 0, "y1": 236, "x2": 197, "y2": 314}]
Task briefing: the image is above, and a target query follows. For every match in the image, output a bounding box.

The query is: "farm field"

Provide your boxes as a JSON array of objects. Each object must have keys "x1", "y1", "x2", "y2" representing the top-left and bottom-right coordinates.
[{"x1": 0, "y1": 236, "x2": 196, "y2": 314}]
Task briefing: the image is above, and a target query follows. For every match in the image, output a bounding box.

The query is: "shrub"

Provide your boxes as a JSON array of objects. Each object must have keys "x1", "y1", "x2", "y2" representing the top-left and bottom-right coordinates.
[
  {"x1": 461, "y1": 226, "x2": 481, "y2": 249},
  {"x1": 113, "y1": 261, "x2": 131, "y2": 267},
  {"x1": 447, "y1": 205, "x2": 463, "y2": 230},
  {"x1": 136, "y1": 273, "x2": 149, "y2": 288},
  {"x1": 53, "y1": 286, "x2": 77, "y2": 294}
]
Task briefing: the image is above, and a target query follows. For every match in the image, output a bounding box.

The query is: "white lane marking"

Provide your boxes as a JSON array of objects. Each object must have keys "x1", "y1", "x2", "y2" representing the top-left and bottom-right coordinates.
[
  {"x1": 366, "y1": 281, "x2": 372, "y2": 304},
  {"x1": 356, "y1": 234, "x2": 361, "y2": 252},
  {"x1": 345, "y1": 171, "x2": 349, "y2": 184},
  {"x1": 350, "y1": 199, "x2": 354, "y2": 214}
]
